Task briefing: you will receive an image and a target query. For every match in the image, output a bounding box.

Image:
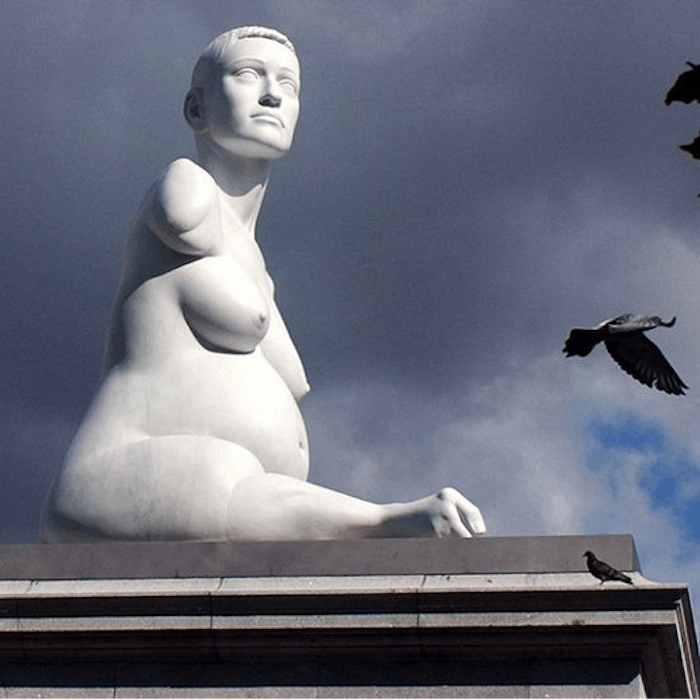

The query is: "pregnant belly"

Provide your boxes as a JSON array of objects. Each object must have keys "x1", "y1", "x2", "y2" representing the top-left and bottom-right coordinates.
[{"x1": 139, "y1": 350, "x2": 309, "y2": 479}]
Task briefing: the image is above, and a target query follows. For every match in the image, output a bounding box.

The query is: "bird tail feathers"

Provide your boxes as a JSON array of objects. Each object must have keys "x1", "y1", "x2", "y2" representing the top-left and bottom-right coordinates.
[{"x1": 563, "y1": 329, "x2": 601, "y2": 357}]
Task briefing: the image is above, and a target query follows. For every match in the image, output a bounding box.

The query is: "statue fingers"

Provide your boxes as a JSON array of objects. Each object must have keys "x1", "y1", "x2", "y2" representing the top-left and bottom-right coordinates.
[
  {"x1": 444, "y1": 507, "x2": 473, "y2": 538},
  {"x1": 437, "y1": 487, "x2": 486, "y2": 536}
]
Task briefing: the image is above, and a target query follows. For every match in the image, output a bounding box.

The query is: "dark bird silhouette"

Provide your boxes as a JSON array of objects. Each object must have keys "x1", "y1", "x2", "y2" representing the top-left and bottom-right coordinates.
[
  {"x1": 583, "y1": 551, "x2": 633, "y2": 585},
  {"x1": 680, "y1": 132, "x2": 700, "y2": 161},
  {"x1": 665, "y1": 61, "x2": 700, "y2": 105},
  {"x1": 563, "y1": 314, "x2": 688, "y2": 395}
]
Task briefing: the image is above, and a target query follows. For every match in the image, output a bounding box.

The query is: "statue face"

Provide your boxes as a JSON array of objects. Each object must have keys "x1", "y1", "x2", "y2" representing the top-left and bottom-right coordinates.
[{"x1": 204, "y1": 37, "x2": 300, "y2": 160}]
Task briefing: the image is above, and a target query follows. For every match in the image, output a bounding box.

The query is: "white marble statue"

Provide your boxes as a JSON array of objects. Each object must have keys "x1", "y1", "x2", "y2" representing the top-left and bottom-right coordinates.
[{"x1": 41, "y1": 27, "x2": 486, "y2": 542}]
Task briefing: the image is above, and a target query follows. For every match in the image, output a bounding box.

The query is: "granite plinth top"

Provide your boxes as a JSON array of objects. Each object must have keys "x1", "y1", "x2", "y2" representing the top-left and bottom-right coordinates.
[{"x1": 0, "y1": 534, "x2": 639, "y2": 580}]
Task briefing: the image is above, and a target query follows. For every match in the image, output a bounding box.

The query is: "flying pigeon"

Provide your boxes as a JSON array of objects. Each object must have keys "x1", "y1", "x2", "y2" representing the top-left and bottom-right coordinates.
[
  {"x1": 665, "y1": 61, "x2": 700, "y2": 105},
  {"x1": 563, "y1": 314, "x2": 688, "y2": 395},
  {"x1": 583, "y1": 550, "x2": 633, "y2": 585}
]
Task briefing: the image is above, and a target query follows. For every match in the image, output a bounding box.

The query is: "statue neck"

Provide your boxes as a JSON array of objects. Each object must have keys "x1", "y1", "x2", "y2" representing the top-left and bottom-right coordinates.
[{"x1": 196, "y1": 140, "x2": 273, "y2": 239}]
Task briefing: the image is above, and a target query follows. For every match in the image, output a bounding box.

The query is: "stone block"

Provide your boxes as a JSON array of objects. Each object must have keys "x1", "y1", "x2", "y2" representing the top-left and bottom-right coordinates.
[
  {"x1": 0, "y1": 535, "x2": 695, "y2": 697},
  {"x1": 0, "y1": 534, "x2": 639, "y2": 580}
]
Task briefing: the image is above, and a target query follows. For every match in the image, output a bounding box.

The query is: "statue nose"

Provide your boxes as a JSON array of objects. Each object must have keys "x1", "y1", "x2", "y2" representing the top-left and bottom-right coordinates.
[{"x1": 259, "y1": 94, "x2": 281, "y2": 108}]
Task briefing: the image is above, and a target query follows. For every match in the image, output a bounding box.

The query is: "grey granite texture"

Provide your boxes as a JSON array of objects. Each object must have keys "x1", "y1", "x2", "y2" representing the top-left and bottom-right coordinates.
[
  {"x1": 0, "y1": 533, "x2": 639, "y2": 579},
  {"x1": 0, "y1": 535, "x2": 696, "y2": 698}
]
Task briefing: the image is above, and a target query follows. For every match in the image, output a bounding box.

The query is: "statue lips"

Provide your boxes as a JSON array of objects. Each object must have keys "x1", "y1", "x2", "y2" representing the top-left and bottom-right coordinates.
[{"x1": 251, "y1": 113, "x2": 285, "y2": 128}]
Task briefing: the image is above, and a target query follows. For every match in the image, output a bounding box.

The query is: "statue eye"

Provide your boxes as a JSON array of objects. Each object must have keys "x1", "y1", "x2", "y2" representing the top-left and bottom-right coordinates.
[
  {"x1": 234, "y1": 68, "x2": 260, "y2": 82},
  {"x1": 279, "y1": 78, "x2": 299, "y2": 96}
]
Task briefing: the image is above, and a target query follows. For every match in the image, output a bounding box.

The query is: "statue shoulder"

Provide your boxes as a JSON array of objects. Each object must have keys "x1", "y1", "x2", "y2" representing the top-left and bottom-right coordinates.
[{"x1": 148, "y1": 158, "x2": 219, "y2": 255}]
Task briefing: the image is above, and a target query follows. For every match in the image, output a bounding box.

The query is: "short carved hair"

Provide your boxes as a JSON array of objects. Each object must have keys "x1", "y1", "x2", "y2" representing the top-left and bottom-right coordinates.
[{"x1": 190, "y1": 26, "x2": 297, "y2": 92}]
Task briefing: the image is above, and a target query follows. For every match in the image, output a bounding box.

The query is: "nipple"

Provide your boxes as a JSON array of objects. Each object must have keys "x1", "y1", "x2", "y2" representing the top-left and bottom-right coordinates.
[{"x1": 256, "y1": 311, "x2": 268, "y2": 329}]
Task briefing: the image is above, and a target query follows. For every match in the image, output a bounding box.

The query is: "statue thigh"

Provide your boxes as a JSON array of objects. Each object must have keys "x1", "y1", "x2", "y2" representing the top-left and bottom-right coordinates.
[{"x1": 44, "y1": 434, "x2": 264, "y2": 542}]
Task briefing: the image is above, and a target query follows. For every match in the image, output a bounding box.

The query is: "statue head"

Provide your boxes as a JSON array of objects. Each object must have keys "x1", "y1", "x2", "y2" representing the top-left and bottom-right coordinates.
[{"x1": 184, "y1": 26, "x2": 300, "y2": 161}]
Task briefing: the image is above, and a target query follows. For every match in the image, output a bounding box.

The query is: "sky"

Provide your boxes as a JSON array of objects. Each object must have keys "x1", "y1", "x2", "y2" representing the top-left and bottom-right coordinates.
[{"x1": 2, "y1": 0, "x2": 700, "y2": 608}]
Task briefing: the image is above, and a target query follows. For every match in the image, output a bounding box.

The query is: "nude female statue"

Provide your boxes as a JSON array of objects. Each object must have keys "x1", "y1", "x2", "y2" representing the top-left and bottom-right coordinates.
[{"x1": 41, "y1": 27, "x2": 486, "y2": 542}]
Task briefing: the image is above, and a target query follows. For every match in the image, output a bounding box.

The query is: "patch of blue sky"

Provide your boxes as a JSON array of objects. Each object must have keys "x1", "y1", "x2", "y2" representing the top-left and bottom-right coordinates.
[{"x1": 584, "y1": 410, "x2": 700, "y2": 548}]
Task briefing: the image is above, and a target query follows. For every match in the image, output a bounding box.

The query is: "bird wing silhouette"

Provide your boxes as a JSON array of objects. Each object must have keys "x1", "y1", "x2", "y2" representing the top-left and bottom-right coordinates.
[
  {"x1": 604, "y1": 333, "x2": 687, "y2": 395},
  {"x1": 602, "y1": 314, "x2": 675, "y2": 333}
]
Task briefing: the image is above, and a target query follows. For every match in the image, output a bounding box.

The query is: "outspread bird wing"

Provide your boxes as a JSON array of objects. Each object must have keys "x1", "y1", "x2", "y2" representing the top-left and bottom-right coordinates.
[
  {"x1": 604, "y1": 333, "x2": 687, "y2": 395},
  {"x1": 602, "y1": 314, "x2": 675, "y2": 333}
]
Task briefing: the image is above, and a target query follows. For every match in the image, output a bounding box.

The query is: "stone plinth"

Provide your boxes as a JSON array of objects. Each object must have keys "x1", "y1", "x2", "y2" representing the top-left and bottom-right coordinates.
[
  {"x1": 0, "y1": 535, "x2": 696, "y2": 698},
  {"x1": 0, "y1": 534, "x2": 639, "y2": 580}
]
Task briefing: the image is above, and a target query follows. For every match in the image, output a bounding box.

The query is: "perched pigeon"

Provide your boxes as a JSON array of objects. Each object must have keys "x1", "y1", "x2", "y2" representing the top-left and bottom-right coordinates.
[
  {"x1": 563, "y1": 314, "x2": 688, "y2": 395},
  {"x1": 665, "y1": 61, "x2": 700, "y2": 105},
  {"x1": 583, "y1": 550, "x2": 633, "y2": 585}
]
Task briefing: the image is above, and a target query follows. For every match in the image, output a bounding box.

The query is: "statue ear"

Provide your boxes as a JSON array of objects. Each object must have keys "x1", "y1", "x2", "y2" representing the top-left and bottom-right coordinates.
[{"x1": 184, "y1": 88, "x2": 206, "y2": 133}]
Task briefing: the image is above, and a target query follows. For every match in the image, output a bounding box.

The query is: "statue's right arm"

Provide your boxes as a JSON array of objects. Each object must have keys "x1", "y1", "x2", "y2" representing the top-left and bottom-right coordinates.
[
  {"x1": 147, "y1": 158, "x2": 219, "y2": 256},
  {"x1": 226, "y1": 473, "x2": 487, "y2": 540}
]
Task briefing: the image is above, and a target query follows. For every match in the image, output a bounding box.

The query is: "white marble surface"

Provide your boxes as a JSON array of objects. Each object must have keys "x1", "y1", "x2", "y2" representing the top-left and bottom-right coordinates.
[{"x1": 42, "y1": 27, "x2": 485, "y2": 543}]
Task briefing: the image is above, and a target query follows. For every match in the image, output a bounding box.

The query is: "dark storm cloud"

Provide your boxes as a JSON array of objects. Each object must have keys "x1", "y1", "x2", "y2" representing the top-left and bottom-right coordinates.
[
  {"x1": 260, "y1": 1, "x2": 700, "y2": 392},
  {"x1": 2, "y1": 0, "x2": 700, "y2": 556}
]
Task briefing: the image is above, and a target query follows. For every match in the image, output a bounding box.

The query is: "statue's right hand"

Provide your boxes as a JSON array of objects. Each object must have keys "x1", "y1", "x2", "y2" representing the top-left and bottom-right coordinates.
[
  {"x1": 423, "y1": 487, "x2": 486, "y2": 537},
  {"x1": 380, "y1": 487, "x2": 486, "y2": 538}
]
